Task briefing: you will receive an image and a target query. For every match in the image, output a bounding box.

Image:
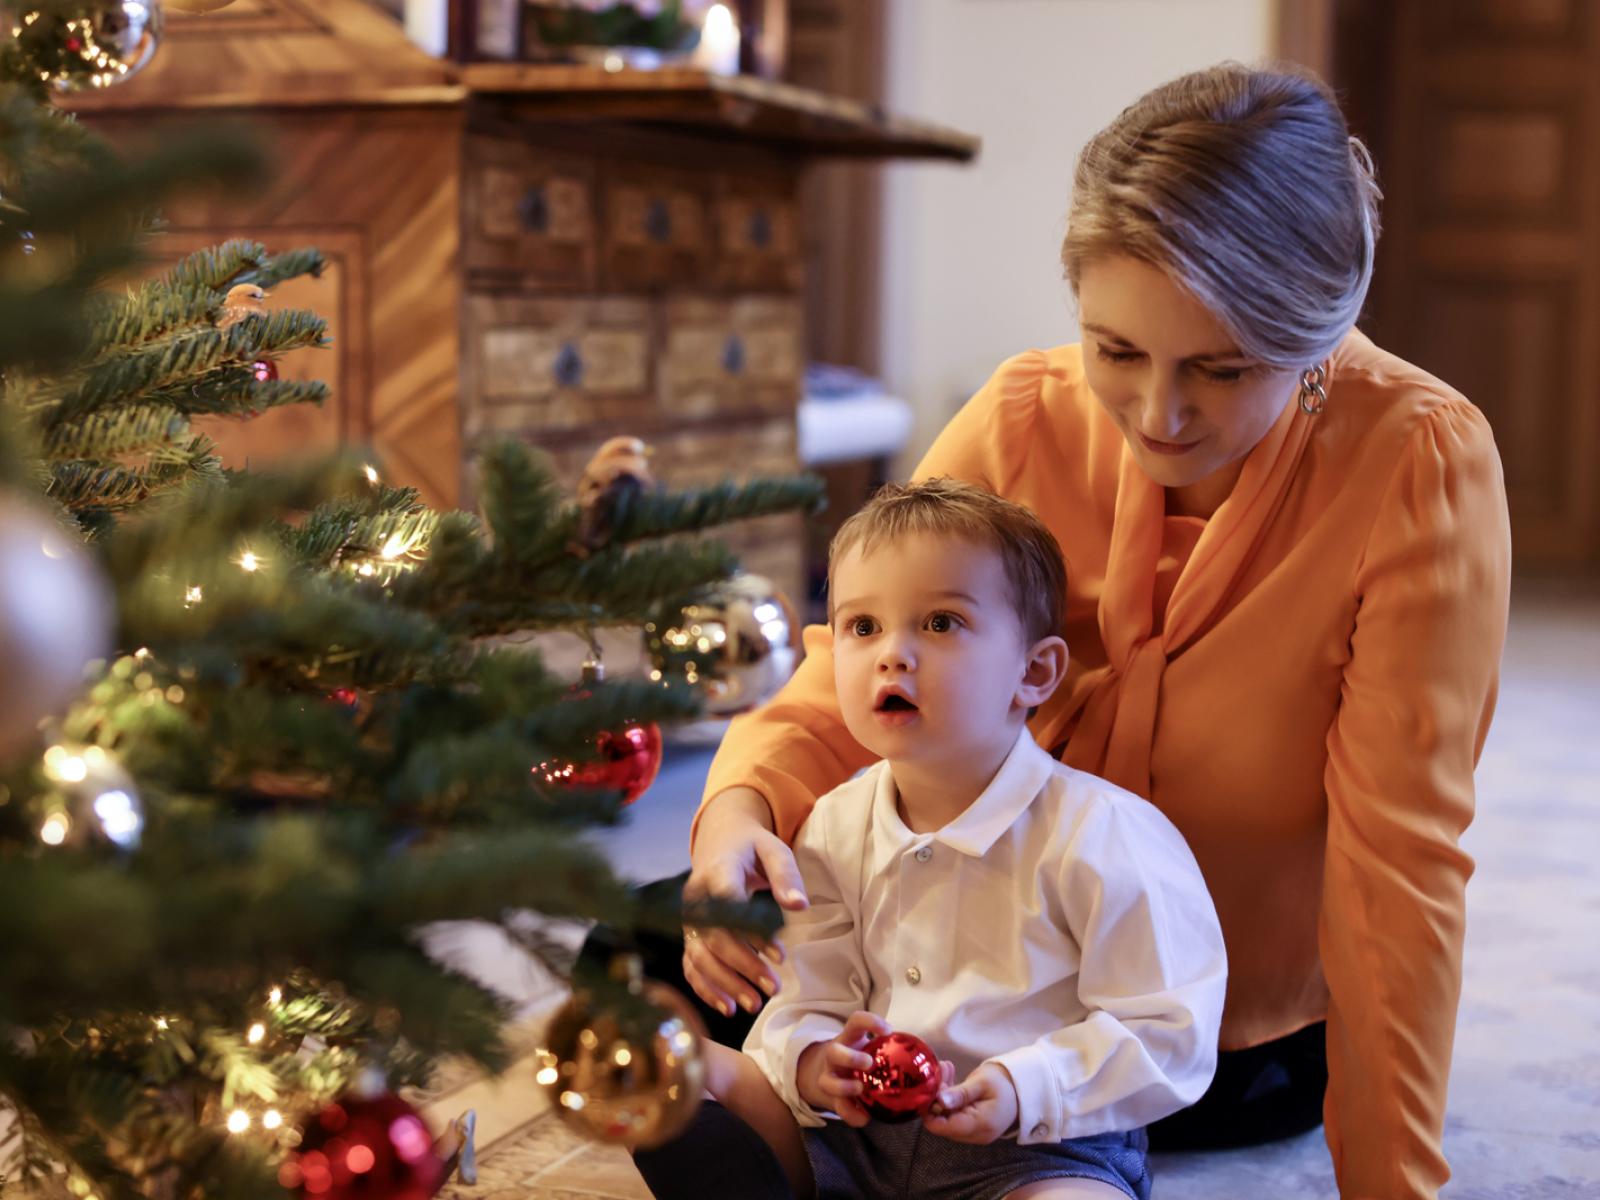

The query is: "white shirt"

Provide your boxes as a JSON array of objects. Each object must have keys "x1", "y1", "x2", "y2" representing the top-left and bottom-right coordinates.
[{"x1": 743, "y1": 728, "x2": 1228, "y2": 1144}]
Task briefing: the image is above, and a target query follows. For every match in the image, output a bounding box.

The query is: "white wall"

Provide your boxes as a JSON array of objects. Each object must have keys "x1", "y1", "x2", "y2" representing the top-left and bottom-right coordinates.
[{"x1": 878, "y1": 0, "x2": 1274, "y2": 469}]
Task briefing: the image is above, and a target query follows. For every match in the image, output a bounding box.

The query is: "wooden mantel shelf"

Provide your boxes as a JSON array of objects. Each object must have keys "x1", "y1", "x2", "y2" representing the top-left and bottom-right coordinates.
[{"x1": 461, "y1": 64, "x2": 980, "y2": 161}]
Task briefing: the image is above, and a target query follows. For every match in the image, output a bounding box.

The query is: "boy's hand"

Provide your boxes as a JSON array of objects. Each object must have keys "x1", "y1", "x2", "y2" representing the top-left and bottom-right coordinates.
[
  {"x1": 795, "y1": 1011, "x2": 891, "y2": 1127},
  {"x1": 922, "y1": 1062, "x2": 1019, "y2": 1145}
]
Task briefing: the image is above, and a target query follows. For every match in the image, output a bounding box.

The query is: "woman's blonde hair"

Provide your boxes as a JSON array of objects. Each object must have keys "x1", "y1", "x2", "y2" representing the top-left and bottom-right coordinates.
[
  {"x1": 827, "y1": 478, "x2": 1066, "y2": 645},
  {"x1": 1063, "y1": 61, "x2": 1382, "y2": 369}
]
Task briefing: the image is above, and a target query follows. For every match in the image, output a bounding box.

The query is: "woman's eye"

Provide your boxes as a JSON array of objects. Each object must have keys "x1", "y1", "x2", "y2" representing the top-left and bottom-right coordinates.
[
  {"x1": 850, "y1": 617, "x2": 875, "y2": 637},
  {"x1": 1095, "y1": 345, "x2": 1141, "y2": 365},
  {"x1": 1198, "y1": 365, "x2": 1247, "y2": 384}
]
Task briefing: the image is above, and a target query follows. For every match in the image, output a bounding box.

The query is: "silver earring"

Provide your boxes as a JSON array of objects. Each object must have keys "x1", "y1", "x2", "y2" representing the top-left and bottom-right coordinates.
[{"x1": 1298, "y1": 364, "x2": 1328, "y2": 415}]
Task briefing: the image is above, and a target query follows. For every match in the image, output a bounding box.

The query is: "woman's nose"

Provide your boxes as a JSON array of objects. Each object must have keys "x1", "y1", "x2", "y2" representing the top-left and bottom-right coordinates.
[{"x1": 1138, "y1": 373, "x2": 1190, "y2": 439}]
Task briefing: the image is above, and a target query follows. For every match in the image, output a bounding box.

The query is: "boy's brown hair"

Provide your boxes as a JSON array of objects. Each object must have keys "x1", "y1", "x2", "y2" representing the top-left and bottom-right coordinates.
[{"x1": 827, "y1": 477, "x2": 1067, "y2": 644}]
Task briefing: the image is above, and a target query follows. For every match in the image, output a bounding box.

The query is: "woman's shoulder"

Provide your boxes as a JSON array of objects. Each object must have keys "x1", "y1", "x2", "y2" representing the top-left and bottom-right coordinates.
[{"x1": 1328, "y1": 329, "x2": 1494, "y2": 453}]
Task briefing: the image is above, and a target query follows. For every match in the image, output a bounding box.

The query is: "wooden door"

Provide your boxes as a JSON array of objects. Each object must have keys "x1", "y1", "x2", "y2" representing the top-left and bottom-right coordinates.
[{"x1": 1331, "y1": 0, "x2": 1600, "y2": 568}]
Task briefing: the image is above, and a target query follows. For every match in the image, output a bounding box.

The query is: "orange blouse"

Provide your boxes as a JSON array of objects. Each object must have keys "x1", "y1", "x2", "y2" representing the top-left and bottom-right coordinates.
[{"x1": 697, "y1": 330, "x2": 1511, "y2": 1199}]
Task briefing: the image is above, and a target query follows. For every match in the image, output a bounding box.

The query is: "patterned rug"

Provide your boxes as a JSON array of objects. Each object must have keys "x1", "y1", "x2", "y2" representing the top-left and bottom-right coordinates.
[{"x1": 433, "y1": 588, "x2": 1600, "y2": 1199}]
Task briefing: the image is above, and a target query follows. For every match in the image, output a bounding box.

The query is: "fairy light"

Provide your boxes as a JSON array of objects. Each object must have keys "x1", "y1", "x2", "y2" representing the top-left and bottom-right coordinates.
[
  {"x1": 39, "y1": 814, "x2": 69, "y2": 845},
  {"x1": 364, "y1": 464, "x2": 380, "y2": 484},
  {"x1": 43, "y1": 746, "x2": 88, "y2": 783},
  {"x1": 379, "y1": 533, "x2": 410, "y2": 561},
  {"x1": 262, "y1": 1109, "x2": 283, "y2": 1130},
  {"x1": 226, "y1": 1109, "x2": 250, "y2": 1134},
  {"x1": 185, "y1": 585, "x2": 203, "y2": 607},
  {"x1": 155, "y1": 1017, "x2": 169, "y2": 1031},
  {"x1": 239, "y1": 550, "x2": 260, "y2": 572},
  {"x1": 247, "y1": 1022, "x2": 266, "y2": 1045},
  {"x1": 358, "y1": 562, "x2": 376, "y2": 577},
  {"x1": 268, "y1": 986, "x2": 283, "y2": 1007}
]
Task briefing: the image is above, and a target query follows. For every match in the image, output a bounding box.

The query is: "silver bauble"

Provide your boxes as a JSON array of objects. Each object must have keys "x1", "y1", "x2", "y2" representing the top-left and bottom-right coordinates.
[
  {"x1": 0, "y1": 497, "x2": 114, "y2": 760},
  {"x1": 1, "y1": 0, "x2": 164, "y2": 92},
  {"x1": 644, "y1": 572, "x2": 799, "y2": 715},
  {"x1": 39, "y1": 743, "x2": 144, "y2": 851}
]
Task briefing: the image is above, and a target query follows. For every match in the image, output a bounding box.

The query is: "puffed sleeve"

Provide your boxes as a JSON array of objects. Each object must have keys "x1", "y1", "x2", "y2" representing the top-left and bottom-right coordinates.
[
  {"x1": 693, "y1": 351, "x2": 1048, "y2": 848},
  {"x1": 741, "y1": 794, "x2": 872, "y2": 1125},
  {"x1": 1319, "y1": 403, "x2": 1511, "y2": 1199},
  {"x1": 988, "y1": 793, "x2": 1227, "y2": 1143}
]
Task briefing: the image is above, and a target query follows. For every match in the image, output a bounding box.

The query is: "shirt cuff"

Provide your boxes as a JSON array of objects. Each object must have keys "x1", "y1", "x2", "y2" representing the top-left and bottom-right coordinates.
[
  {"x1": 777, "y1": 1014, "x2": 848, "y2": 1127},
  {"x1": 988, "y1": 1045, "x2": 1068, "y2": 1144}
]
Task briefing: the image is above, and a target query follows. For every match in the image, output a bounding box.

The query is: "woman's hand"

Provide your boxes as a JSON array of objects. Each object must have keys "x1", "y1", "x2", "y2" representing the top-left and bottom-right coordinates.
[
  {"x1": 682, "y1": 786, "x2": 810, "y2": 1017},
  {"x1": 922, "y1": 1062, "x2": 1020, "y2": 1145},
  {"x1": 795, "y1": 1011, "x2": 892, "y2": 1126}
]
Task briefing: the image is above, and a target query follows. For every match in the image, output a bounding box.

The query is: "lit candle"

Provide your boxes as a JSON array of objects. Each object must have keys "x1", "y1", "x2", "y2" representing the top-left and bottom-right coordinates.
[{"x1": 694, "y1": 3, "x2": 740, "y2": 76}]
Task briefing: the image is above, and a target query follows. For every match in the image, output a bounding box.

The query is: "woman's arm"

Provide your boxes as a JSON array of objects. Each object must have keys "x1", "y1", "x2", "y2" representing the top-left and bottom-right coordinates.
[{"x1": 1319, "y1": 403, "x2": 1511, "y2": 1200}]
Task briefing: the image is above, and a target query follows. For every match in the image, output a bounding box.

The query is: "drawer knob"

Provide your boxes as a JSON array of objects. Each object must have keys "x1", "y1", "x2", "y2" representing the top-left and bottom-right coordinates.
[
  {"x1": 722, "y1": 333, "x2": 746, "y2": 375},
  {"x1": 645, "y1": 197, "x2": 673, "y2": 243},
  {"x1": 518, "y1": 184, "x2": 550, "y2": 233},
  {"x1": 554, "y1": 341, "x2": 584, "y2": 388},
  {"x1": 748, "y1": 208, "x2": 772, "y2": 249}
]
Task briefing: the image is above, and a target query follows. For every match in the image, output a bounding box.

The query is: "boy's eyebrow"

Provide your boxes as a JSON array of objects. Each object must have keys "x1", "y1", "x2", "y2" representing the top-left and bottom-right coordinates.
[
  {"x1": 930, "y1": 590, "x2": 980, "y2": 606},
  {"x1": 1081, "y1": 321, "x2": 1246, "y2": 364}
]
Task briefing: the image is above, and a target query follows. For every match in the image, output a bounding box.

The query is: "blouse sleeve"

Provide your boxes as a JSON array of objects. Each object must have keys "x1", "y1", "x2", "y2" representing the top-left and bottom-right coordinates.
[
  {"x1": 1319, "y1": 402, "x2": 1511, "y2": 1199},
  {"x1": 693, "y1": 351, "x2": 1048, "y2": 848}
]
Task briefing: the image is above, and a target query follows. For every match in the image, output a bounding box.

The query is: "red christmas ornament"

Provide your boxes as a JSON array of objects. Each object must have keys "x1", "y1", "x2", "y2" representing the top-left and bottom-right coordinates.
[
  {"x1": 536, "y1": 719, "x2": 663, "y2": 806},
  {"x1": 278, "y1": 1091, "x2": 444, "y2": 1200},
  {"x1": 856, "y1": 1032, "x2": 941, "y2": 1123},
  {"x1": 252, "y1": 359, "x2": 279, "y2": 382}
]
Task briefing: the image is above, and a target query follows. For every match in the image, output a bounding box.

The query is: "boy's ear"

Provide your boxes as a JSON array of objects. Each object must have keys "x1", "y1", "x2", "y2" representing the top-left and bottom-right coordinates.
[{"x1": 1016, "y1": 634, "x2": 1068, "y2": 711}]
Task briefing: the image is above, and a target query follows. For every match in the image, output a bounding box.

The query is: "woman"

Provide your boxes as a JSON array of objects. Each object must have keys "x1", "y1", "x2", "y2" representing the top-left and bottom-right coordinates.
[{"x1": 635, "y1": 62, "x2": 1510, "y2": 1200}]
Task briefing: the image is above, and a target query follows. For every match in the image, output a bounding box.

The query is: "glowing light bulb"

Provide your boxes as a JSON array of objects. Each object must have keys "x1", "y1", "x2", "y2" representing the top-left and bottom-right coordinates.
[
  {"x1": 247, "y1": 1022, "x2": 266, "y2": 1045},
  {"x1": 262, "y1": 1109, "x2": 283, "y2": 1130},
  {"x1": 364, "y1": 464, "x2": 380, "y2": 484},
  {"x1": 227, "y1": 1109, "x2": 250, "y2": 1134},
  {"x1": 40, "y1": 814, "x2": 69, "y2": 845},
  {"x1": 239, "y1": 551, "x2": 260, "y2": 572},
  {"x1": 268, "y1": 986, "x2": 283, "y2": 1006}
]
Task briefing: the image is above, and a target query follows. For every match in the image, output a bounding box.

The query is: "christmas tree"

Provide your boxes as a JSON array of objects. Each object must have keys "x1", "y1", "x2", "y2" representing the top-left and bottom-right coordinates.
[{"x1": 0, "y1": 7, "x2": 815, "y2": 1197}]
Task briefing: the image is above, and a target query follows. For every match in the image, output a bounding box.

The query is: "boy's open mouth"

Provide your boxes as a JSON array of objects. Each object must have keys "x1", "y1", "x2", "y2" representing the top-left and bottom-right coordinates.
[{"x1": 878, "y1": 694, "x2": 917, "y2": 712}]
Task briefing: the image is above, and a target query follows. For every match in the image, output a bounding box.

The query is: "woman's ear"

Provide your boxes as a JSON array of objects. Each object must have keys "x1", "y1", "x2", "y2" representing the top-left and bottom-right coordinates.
[{"x1": 1016, "y1": 634, "x2": 1069, "y2": 710}]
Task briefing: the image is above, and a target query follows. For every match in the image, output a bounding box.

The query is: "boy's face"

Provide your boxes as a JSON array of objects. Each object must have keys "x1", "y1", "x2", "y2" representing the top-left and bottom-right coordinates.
[{"x1": 830, "y1": 531, "x2": 1036, "y2": 767}]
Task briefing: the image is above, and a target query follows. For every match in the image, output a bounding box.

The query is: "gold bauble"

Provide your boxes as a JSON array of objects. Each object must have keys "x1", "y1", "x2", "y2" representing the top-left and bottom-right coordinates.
[
  {"x1": 643, "y1": 572, "x2": 799, "y2": 715},
  {"x1": 534, "y1": 961, "x2": 706, "y2": 1149},
  {"x1": 165, "y1": 0, "x2": 239, "y2": 12}
]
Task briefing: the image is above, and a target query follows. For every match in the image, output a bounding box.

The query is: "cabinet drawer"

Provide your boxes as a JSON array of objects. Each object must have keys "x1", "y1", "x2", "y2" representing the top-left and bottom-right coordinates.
[
  {"x1": 600, "y1": 163, "x2": 712, "y2": 291},
  {"x1": 464, "y1": 295, "x2": 653, "y2": 436},
  {"x1": 661, "y1": 296, "x2": 803, "y2": 419},
  {"x1": 464, "y1": 135, "x2": 598, "y2": 288},
  {"x1": 712, "y1": 176, "x2": 804, "y2": 292}
]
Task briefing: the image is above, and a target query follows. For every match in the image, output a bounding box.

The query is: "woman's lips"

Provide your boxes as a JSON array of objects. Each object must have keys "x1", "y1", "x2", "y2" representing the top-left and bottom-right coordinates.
[{"x1": 1138, "y1": 430, "x2": 1202, "y2": 456}]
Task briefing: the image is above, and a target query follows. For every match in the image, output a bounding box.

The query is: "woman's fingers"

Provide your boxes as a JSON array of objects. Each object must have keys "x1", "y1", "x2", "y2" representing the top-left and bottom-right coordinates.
[
  {"x1": 753, "y1": 833, "x2": 810, "y2": 910},
  {"x1": 683, "y1": 930, "x2": 769, "y2": 1015}
]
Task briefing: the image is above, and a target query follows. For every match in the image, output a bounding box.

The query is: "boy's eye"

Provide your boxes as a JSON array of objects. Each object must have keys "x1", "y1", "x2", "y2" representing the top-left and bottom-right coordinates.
[
  {"x1": 927, "y1": 612, "x2": 959, "y2": 633},
  {"x1": 850, "y1": 616, "x2": 876, "y2": 637}
]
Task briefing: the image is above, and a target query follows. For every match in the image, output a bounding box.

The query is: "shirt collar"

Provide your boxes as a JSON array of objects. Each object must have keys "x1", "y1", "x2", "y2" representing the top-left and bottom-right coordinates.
[{"x1": 869, "y1": 727, "x2": 1056, "y2": 860}]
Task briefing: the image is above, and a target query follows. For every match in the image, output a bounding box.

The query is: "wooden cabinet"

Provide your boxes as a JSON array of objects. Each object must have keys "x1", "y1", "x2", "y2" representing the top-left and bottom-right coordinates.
[{"x1": 68, "y1": 1, "x2": 978, "y2": 603}]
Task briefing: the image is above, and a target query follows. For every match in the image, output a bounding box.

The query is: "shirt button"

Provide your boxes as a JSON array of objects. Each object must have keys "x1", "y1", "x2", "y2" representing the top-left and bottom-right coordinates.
[
  {"x1": 914, "y1": 846, "x2": 933, "y2": 863},
  {"x1": 1031, "y1": 1122, "x2": 1049, "y2": 1139},
  {"x1": 905, "y1": 966, "x2": 922, "y2": 985}
]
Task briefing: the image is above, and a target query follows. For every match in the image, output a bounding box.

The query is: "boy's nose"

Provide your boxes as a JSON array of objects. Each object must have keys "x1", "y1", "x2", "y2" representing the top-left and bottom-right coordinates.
[{"x1": 876, "y1": 635, "x2": 914, "y2": 673}]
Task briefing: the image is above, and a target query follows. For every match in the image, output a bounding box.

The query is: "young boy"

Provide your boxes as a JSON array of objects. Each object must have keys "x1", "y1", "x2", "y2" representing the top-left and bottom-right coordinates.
[{"x1": 700, "y1": 478, "x2": 1227, "y2": 1200}]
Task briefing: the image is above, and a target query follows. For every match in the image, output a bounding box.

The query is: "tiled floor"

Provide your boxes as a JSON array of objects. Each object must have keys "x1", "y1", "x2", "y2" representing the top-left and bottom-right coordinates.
[{"x1": 433, "y1": 585, "x2": 1600, "y2": 1199}]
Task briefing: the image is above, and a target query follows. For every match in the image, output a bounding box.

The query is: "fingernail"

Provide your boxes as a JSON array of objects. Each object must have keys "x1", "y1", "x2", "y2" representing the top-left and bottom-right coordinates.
[
  {"x1": 720, "y1": 1001, "x2": 735, "y2": 1017},
  {"x1": 761, "y1": 944, "x2": 784, "y2": 964},
  {"x1": 741, "y1": 994, "x2": 760, "y2": 1013},
  {"x1": 758, "y1": 976, "x2": 776, "y2": 995},
  {"x1": 782, "y1": 890, "x2": 807, "y2": 907}
]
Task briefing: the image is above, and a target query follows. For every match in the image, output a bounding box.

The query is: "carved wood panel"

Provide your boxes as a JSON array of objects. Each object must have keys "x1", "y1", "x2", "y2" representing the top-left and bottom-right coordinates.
[{"x1": 1334, "y1": 0, "x2": 1600, "y2": 566}]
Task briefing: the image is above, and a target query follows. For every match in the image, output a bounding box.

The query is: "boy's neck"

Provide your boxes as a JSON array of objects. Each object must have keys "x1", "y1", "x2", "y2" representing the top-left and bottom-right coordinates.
[{"x1": 888, "y1": 726, "x2": 1022, "y2": 835}]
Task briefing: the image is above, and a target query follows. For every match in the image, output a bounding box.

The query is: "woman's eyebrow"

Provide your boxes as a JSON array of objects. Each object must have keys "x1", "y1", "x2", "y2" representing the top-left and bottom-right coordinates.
[{"x1": 1081, "y1": 321, "x2": 1246, "y2": 363}]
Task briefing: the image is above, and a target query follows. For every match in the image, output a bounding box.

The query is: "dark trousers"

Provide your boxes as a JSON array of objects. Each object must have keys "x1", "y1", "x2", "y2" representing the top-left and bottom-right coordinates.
[{"x1": 587, "y1": 883, "x2": 1329, "y2": 1199}]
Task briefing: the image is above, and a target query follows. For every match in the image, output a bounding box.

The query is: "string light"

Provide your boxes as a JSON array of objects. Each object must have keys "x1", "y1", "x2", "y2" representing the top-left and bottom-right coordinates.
[
  {"x1": 226, "y1": 1109, "x2": 250, "y2": 1134},
  {"x1": 155, "y1": 1017, "x2": 169, "y2": 1030},
  {"x1": 262, "y1": 1109, "x2": 283, "y2": 1130},
  {"x1": 247, "y1": 1022, "x2": 266, "y2": 1045},
  {"x1": 364, "y1": 464, "x2": 380, "y2": 484},
  {"x1": 39, "y1": 814, "x2": 69, "y2": 845},
  {"x1": 268, "y1": 986, "x2": 283, "y2": 1006},
  {"x1": 239, "y1": 551, "x2": 260, "y2": 572},
  {"x1": 185, "y1": 585, "x2": 203, "y2": 607}
]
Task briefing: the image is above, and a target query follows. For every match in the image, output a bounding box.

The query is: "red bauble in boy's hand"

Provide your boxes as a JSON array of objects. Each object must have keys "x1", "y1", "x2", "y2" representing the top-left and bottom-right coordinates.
[{"x1": 856, "y1": 1032, "x2": 942, "y2": 1123}]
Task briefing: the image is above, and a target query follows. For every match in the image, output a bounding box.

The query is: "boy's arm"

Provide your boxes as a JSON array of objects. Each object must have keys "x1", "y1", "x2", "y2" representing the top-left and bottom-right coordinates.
[
  {"x1": 986, "y1": 796, "x2": 1228, "y2": 1144},
  {"x1": 741, "y1": 795, "x2": 874, "y2": 1126}
]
